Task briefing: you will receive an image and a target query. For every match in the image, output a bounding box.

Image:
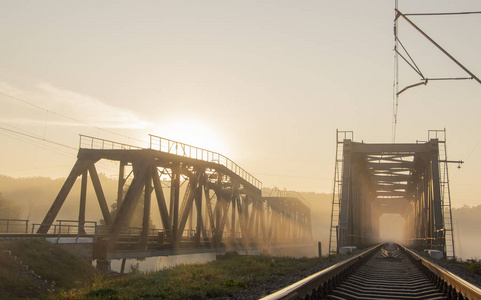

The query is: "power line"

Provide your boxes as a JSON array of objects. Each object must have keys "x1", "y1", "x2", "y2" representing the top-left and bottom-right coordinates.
[
  {"x1": 0, "y1": 89, "x2": 146, "y2": 144},
  {"x1": 0, "y1": 165, "x2": 72, "y2": 173},
  {"x1": 392, "y1": 6, "x2": 481, "y2": 142},
  {"x1": 464, "y1": 137, "x2": 481, "y2": 160},
  {"x1": 404, "y1": 11, "x2": 481, "y2": 16},
  {"x1": 253, "y1": 172, "x2": 331, "y2": 181},
  {"x1": 0, "y1": 94, "x2": 132, "y2": 177},
  {"x1": 0, "y1": 126, "x2": 77, "y2": 150},
  {"x1": 0, "y1": 120, "x2": 79, "y2": 159},
  {"x1": 0, "y1": 131, "x2": 76, "y2": 159},
  {"x1": 0, "y1": 128, "x2": 121, "y2": 175}
]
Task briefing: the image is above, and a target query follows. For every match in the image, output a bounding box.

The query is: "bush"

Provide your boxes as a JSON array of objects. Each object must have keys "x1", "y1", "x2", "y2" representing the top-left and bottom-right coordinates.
[
  {"x1": 466, "y1": 259, "x2": 481, "y2": 275},
  {"x1": 87, "y1": 287, "x2": 118, "y2": 298}
]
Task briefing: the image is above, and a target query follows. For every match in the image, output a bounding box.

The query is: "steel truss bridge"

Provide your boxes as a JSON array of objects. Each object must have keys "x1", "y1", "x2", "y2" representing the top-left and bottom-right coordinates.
[
  {"x1": 33, "y1": 135, "x2": 311, "y2": 261},
  {"x1": 329, "y1": 129, "x2": 458, "y2": 258}
]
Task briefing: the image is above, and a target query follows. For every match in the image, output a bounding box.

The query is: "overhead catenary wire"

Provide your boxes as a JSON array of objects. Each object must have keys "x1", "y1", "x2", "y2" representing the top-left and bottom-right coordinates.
[
  {"x1": 0, "y1": 130, "x2": 76, "y2": 159},
  {"x1": 0, "y1": 120, "x2": 79, "y2": 159},
  {"x1": 404, "y1": 11, "x2": 481, "y2": 16},
  {"x1": 392, "y1": 5, "x2": 481, "y2": 143},
  {"x1": 0, "y1": 118, "x2": 120, "y2": 171},
  {"x1": 252, "y1": 172, "x2": 331, "y2": 181},
  {"x1": 0, "y1": 165, "x2": 73, "y2": 173},
  {"x1": 0, "y1": 127, "x2": 122, "y2": 175},
  {"x1": 0, "y1": 88, "x2": 146, "y2": 176},
  {"x1": 0, "y1": 125, "x2": 77, "y2": 150},
  {"x1": 395, "y1": 9, "x2": 481, "y2": 85},
  {"x1": 0, "y1": 90, "x2": 146, "y2": 144}
]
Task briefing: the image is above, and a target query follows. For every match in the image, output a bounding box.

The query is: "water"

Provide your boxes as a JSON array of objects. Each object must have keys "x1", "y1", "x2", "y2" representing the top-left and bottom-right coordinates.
[
  {"x1": 109, "y1": 253, "x2": 217, "y2": 273},
  {"x1": 106, "y1": 243, "x2": 319, "y2": 273}
]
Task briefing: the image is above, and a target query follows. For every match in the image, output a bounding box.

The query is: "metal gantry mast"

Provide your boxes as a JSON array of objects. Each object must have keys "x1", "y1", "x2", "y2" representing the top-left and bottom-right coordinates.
[
  {"x1": 391, "y1": 2, "x2": 481, "y2": 142},
  {"x1": 392, "y1": 0, "x2": 400, "y2": 143},
  {"x1": 329, "y1": 130, "x2": 353, "y2": 255},
  {"x1": 428, "y1": 129, "x2": 459, "y2": 259}
]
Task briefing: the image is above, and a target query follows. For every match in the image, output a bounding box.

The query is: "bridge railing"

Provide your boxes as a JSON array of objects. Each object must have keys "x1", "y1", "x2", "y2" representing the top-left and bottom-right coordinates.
[
  {"x1": 31, "y1": 220, "x2": 98, "y2": 237},
  {"x1": 1, "y1": 218, "x2": 245, "y2": 244},
  {"x1": 266, "y1": 188, "x2": 311, "y2": 209},
  {"x1": 95, "y1": 225, "x2": 240, "y2": 247},
  {"x1": 0, "y1": 219, "x2": 30, "y2": 234},
  {"x1": 79, "y1": 135, "x2": 142, "y2": 150},
  {"x1": 149, "y1": 134, "x2": 262, "y2": 190}
]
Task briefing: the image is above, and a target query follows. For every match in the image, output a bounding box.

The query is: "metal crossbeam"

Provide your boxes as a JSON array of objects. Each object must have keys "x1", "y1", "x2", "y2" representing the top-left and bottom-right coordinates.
[
  {"x1": 38, "y1": 135, "x2": 311, "y2": 262},
  {"x1": 330, "y1": 131, "x2": 456, "y2": 258}
]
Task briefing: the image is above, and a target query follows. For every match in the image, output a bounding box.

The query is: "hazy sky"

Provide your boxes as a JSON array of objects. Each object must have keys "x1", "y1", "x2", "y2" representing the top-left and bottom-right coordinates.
[{"x1": 0, "y1": 0, "x2": 480, "y2": 207}]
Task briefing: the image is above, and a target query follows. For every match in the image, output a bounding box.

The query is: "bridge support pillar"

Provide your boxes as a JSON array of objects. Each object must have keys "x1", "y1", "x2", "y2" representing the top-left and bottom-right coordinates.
[{"x1": 96, "y1": 259, "x2": 111, "y2": 272}]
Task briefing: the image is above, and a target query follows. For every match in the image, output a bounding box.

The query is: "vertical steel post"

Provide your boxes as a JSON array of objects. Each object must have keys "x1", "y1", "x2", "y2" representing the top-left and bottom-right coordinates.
[
  {"x1": 117, "y1": 161, "x2": 126, "y2": 207},
  {"x1": 339, "y1": 140, "x2": 352, "y2": 248},
  {"x1": 195, "y1": 179, "x2": 203, "y2": 246},
  {"x1": 171, "y1": 163, "x2": 180, "y2": 248},
  {"x1": 231, "y1": 193, "x2": 236, "y2": 242},
  {"x1": 78, "y1": 170, "x2": 88, "y2": 235},
  {"x1": 141, "y1": 167, "x2": 152, "y2": 247}
]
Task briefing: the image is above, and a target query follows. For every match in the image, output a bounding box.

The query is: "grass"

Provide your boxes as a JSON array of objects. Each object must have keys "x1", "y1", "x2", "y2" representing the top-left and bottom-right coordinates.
[
  {"x1": 0, "y1": 253, "x2": 50, "y2": 299},
  {"x1": 56, "y1": 255, "x2": 323, "y2": 300},
  {"x1": 442, "y1": 257, "x2": 481, "y2": 278},
  {"x1": 0, "y1": 239, "x2": 325, "y2": 299},
  {"x1": 0, "y1": 239, "x2": 97, "y2": 292}
]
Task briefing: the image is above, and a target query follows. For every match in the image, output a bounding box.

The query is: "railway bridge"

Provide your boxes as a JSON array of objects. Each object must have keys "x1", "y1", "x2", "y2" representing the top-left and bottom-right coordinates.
[
  {"x1": 29, "y1": 135, "x2": 311, "y2": 264},
  {"x1": 1, "y1": 129, "x2": 460, "y2": 268},
  {"x1": 329, "y1": 129, "x2": 459, "y2": 259}
]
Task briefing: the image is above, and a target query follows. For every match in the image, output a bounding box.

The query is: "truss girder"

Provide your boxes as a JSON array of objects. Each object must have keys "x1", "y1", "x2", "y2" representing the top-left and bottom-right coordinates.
[
  {"x1": 335, "y1": 139, "x2": 446, "y2": 254},
  {"x1": 368, "y1": 161, "x2": 414, "y2": 170},
  {"x1": 350, "y1": 143, "x2": 431, "y2": 154},
  {"x1": 38, "y1": 147, "x2": 311, "y2": 259},
  {"x1": 263, "y1": 197, "x2": 312, "y2": 243},
  {"x1": 375, "y1": 183, "x2": 408, "y2": 190},
  {"x1": 372, "y1": 174, "x2": 412, "y2": 182}
]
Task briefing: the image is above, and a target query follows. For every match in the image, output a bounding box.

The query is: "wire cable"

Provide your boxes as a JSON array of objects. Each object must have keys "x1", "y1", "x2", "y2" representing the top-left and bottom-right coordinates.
[
  {"x1": 404, "y1": 11, "x2": 481, "y2": 16},
  {"x1": 0, "y1": 131, "x2": 76, "y2": 159},
  {"x1": 0, "y1": 90, "x2": 146, "y2": 144},
  {"x1": 0, "y1": 128, "x2": 121, "y2": 176},
  {"x1": 395, "y1": 37, "x2": 424, "y2": 78},
  {"x1": 0, "y1": 126, "x2": 77, "y2": 150}
]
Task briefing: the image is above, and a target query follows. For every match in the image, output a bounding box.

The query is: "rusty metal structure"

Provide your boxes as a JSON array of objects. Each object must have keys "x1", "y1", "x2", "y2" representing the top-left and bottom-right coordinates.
[
  {"x1": 329, "y1": 130, "x2": 457, "y2": 258},
  {"x1": 264, "y1": 188, "x2": 312, "y2": 245},
  {"x1": 37, "y1": 135, "x2": 311, "y2": 259}
]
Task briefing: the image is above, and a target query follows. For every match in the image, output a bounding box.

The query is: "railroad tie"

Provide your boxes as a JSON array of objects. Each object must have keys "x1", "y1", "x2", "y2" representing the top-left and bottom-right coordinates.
[{"x1": 329, "y1": 250, "x2": 446, "y2": 300}]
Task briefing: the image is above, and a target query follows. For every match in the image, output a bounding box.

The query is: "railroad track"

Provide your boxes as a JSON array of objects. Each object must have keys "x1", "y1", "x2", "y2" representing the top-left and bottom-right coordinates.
[{"x1": 261, "y1": 243, "x2": 481, "y2": 300}]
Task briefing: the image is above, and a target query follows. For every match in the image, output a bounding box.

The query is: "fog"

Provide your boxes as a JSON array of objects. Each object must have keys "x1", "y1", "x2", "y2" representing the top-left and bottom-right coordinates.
[
  {"x1": 452, "y1": 205, "x2": 481, "y2": 259},
  {"x1": 379, "y1": 214, "x2": 404, "y2": 243},
  {"x1": 0, "y1": 175, "x2": 479, "y2": 260}
]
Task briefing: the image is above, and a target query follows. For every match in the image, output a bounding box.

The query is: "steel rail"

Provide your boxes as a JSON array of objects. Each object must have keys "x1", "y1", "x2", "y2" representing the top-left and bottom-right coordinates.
[
  {"x1": 262, "y1": 244, "x2": 481, "y2": 300},
  {"x1": 260, "y1": 244, "x2": 382, "y2": 300},
  {"x1": 400, "y1": 245, "x2": 481, "y2": 300}
]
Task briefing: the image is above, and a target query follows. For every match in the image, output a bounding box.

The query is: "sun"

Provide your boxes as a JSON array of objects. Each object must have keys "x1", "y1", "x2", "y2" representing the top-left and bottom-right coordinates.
[{"x1": 152, "y1": 117, "x2": 227, "y2": 155}]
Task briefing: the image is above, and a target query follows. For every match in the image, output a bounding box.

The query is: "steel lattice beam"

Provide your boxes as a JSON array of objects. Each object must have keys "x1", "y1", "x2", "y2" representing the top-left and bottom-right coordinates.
[
  {"x1": 334, "y1": 138, "x2": 448, "y2": 254},
  {"x1": 38, "y1": 136, "x2": 312, "y2": 260}
]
